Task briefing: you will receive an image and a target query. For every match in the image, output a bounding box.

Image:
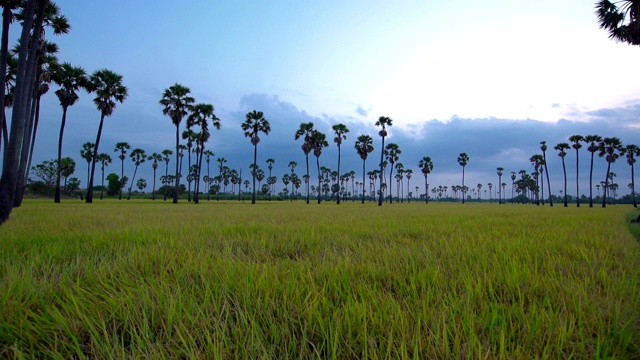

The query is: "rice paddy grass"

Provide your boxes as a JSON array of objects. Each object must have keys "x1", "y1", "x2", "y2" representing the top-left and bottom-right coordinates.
[{"x1": 1, "y1": 199, "x2": 639, "y2": 359}]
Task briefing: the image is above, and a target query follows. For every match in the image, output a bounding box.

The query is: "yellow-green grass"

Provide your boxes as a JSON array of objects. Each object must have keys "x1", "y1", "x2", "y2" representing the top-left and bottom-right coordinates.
[{"x1": 1, "y1": 199, "x2": 639, "y2": 359}]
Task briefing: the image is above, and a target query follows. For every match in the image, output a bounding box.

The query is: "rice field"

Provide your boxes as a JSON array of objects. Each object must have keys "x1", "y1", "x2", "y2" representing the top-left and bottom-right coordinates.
[{"x1": 0, "y1": 199, "x2": 639, "y2": 359}]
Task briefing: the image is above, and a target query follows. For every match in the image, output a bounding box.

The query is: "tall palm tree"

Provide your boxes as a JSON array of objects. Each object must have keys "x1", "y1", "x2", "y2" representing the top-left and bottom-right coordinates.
[
  {"x1": 148, "y1": 152, "x2": 163, "y2": 200},
  {"x1": 187, "y1": 103, "x2": 219, "y2": 204},
  {"x1": 241, "y1": 110, "x2": 271, "y2": 204},
  {"x1": 309, "y1": 130, "x2": 329, "y2": 204},
  {"x1": 288, "y1": 160, "x2": 297, "y2": 199},
  {"x1": 529, "y1": 155, "x2": 543, "y2": 205},
  {"x1": 540, "y1": 141, "x2": 553, "y2": 206},
  {"x1": 52, "y1": 62, "x2": 89, "y2": 203},
  {"x1": 85, "y1": 69, "x2": 128, "y2": 203},
  {"x1": 568, "y1": 135, "x2": 584, "y2": 207},
  {"x1": 114, "y1": 142, "x2": 130, "y2": 200},
  {"x1": 624, "y1": 144, "x2": 639, "y2": 207},
  {"x1": 596, "y1": 0, "x2": 640, "y2": 46},
  {"x1": 80, "y1": 142, "x2": 95, "y2": 198},
  {"x1": 510, "y1": 171, "x2": 516, "y2": 203},
  {"x1": 266, "y1": 158, "x2": 275, "y2": 201},
  {"x1": 354, "y1": 134, "x2": 374, "y2": 204},
  {"x1": 583, "y1": 135, "x2": 602, "y2": 207},
  {"x1": 554, "y1": 143, "x2": 570, "y2": 207},
  {"x1": 457, "y1": 152, "x2": 470, "y2": 204},
  {"x1": 127, "y1": 148, "x2": 146, "y2": 200},
  {"x1": 331, "y1": 123, "x2": 349, "y2": 204},
  {"x1": 294, "y1": 122, "x2": 314, "y2": 204},
  {"x1": 160, "y1": 83, "x2": 194, "y2": 204},
  {"x1": 496, "y1": 167, "x2": 504, "y2": 204},
  {"x1": 96, "y1": 153, "x2": 111, "y2": 200},
  {"x1": 217, "y1": 157, "x2": 227, "y2": 201},
  {"x1": 384, "y1": 143, "x2": 401, "y2": 204},
  {"x1": 418, "y1": 156, "x2": 433, "y2": 204},
  {"x1": 181, "y1": 128, "x2": 197, "y2": 201},
  {"x1": 375, "y1": 116, "x2": 393, "y2": 206},
  {"x1": 598, "y1": 137, "x2": 624, "y2": 208}
]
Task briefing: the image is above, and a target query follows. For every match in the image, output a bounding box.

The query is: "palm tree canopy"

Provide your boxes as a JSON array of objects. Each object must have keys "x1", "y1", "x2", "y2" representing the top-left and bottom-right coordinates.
[
  {"x1": 88, "y1": 69, "x2": 128, "y2": 117},
  {"x1": 242, "y1": 110, "x2": 271, "y2": 145},
  {"x1": 80, "y1": 142, "x2": 95, "y2": 163},
  {"x1": 598, "y1": 137, "x2": 623, "y2": 161},
  {"x1": 52, "y1": 62, "x2": 89, "y2": 108},
  {"x1": 384, "y1": 143, "x2": 401, "y2": 164},
  {"x1": 626, "y1": 144, "x2": 639, "y2": 165},
  {"x1": 569, "y1": 135, "x2": 584, "y2": 150},
  {"x1": 596, "y1": 0, "x2": 640, "y2": 45},
  {"x1": 457, "y1": 153, "x2": 469, "y2": 167},
  {"x1": 332, "y1": 123, "x2": 349, "y2": 145},
  {"x1": 419, "y1": 156, "x2": 434, "y2": 175},
  {"x1": 354, "y1": 134, "x2": 374, "y2": 161},
  {"x1": 130, "y1": 148, "x2": 146, "y2": 166},
  {"x1": 375, "y1": 116, "x2": 392, "y2": 137},
  {"x1": 496, "y1": 167, "x2": 504, "y2": 176},
  {"x1": 309, "y1": 130, "x2": 328, "y2": 157},
  {"x1": 160, "y1": 83, "x2": 194, "y2": 126},
  {"x1": 554, "y1": 143, "x2": 570, "y2": 157}
]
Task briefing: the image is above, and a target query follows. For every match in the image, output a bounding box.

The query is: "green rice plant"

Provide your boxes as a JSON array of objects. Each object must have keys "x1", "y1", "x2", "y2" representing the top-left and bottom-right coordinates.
[{"x1": 0, "y1": 200, "x2": 638, "y2": 359}]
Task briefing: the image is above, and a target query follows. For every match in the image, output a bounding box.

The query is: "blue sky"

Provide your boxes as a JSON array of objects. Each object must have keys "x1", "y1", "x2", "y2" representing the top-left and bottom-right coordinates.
[{"x1": 12, "y1": 0, "x2": 640, "y2": 197}]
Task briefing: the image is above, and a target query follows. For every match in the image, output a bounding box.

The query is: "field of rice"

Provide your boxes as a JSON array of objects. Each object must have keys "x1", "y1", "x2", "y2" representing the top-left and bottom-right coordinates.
[{"x1": 1, "y1": 199, "x2": 639, "y2": 359}]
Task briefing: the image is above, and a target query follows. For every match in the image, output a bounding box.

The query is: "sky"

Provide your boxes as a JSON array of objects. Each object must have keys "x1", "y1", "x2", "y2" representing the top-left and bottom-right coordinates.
[{"x1": 8, "y1": 0, "x2": 640, "y2": 198}]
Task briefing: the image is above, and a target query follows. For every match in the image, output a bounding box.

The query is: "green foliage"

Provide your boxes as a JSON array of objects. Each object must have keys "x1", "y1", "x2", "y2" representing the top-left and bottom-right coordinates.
[
  {"x1": 105, "y1": 173, "x2": 120, "y2": 196},
  {"x1": 0, "y1": 202, "x2": 638, "y2": 358}
]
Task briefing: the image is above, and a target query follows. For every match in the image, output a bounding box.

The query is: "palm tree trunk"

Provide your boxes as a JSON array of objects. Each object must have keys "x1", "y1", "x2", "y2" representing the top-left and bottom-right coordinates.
[
  {"x1": 54, "y1": 106, "x2": 69, "y2": 203},
  {"x1": 305, "y1": 154, "x2": 310, "y2": 204},
  {"x1": 425, "y1": 176, "x2": 428, "y2": 204},
  {"x1": 316, "y1": 156, "x2": 322, "y2": 204},
  {"x1": 361, "y1": 160, "x2": 366, "y2": 204},
  {"x1": 173, "y1": 125, "x2": 180, "y2": 203},
  {"x1": 252, "y1": 143, "x2": 257, "y2": 204},
  {"x1": 128, "y1": 165, "x2": 138, "y2": 200},
  {"x1": 336, "y1": 145, "x2": 341, "y2": 204},
  {"x1": 152, "y1": 168, "x2": 156, "y2": 200},
  {"x1": 186, "y1": 146, "x2": 192, "y2": 202},
  {"x1": 632, "y1": 163, "x2": 637, "y2": 208},
  {"x1": 602, "y1": 161, "x2": 611, "y2": 208},
  {"x1": 13, "y1": 81, "x2": 39, "y2": 207},
  {"x1": 575, "y1": 150, "x2": 580, "y2": 207},
  {"x1": 119, "y1": 157, "x2": 124, "y2": 200},
  {"x1": 0, "y1": 5, "x2": 12, "y2": 158},
  {"x1": 100, "y1": 164, "x2": 105, "y2": 200},
  {"x1": 461, "y1": 167, "x2": 465, "y2": 204},
  {"x1": 562, "y1": 158, "x2": 568, "y2": 207},
  {"x1": 378, "y1": 137, "x2": 385, "y2": 206},
  {"x1": 195, "y1": 146, "x2": 204, "y2": 204},
  {"x1": 86, "y1": 113, "x2": 106, "y2": 203},
  {"x1": 589, "y1": 152, "x2": 594, "y2": 207},
  {"x1": 542, "y1": 151, "x2": 553, "y2": 207}
]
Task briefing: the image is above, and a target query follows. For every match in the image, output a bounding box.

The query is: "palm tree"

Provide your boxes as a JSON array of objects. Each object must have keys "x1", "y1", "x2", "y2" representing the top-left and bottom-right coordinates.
[
  {"x1": 598, "y1": 137, "x2": 624, "y2": 208},
  {"x1": 510, "y1": 171, "x2": 516, "y2": 203},
  {"x1": 309, "y1": 130, "x2": 329, "y2": 204},
  {"x1": 554, "y1": 143, "x2": 570, "y2": 207},
  {"x1": 114, "y1": 142, "x2": 131, "y2": 200},
  {"x1": 216, "y1": 157, "x2": 227, "y2": 201},
  {"x1": 187, "y1": 103, "x2": 219, "y2": 204},
  {"x1": 181, "y1": 128, "x2": 197, "y2": 201},
  {"x1": 241, "y1": 110, "x2": 271, "y2": 204},
  {"x1": 288, "y1": 160, "x2": 297, "y2": 199},
  {"x1": 418, "y1": 156, "x2": 433, "y2": 204},
  {"x1": 96, "y1": 153, "x2": 111, "y2": 200},
  {"x1": 375, "y1": 116, "x2": 393, "y2": 206},
  {"x1": 596, "y1": 0, "x2": 640, "y2": 46},
  {"x1": 266, "y1": 158, "x2": 275, "y2": 201},
  {"x1": 540, "y1": 141, "x2": 553, "y2": 206},
  {"x1": 294, "y1": 122, "x2": 314, "y2": 204},
  {"x1": 331, "y1": 123, "x2": 349, "y2": 204},
  {"x1": 80, "y1": 142, "x2": 95, "y2": 198},
  {"x1": 127, "y1": 148, "x2": 146, "y2": 200},
  {"x1": 85, "y1": 69, "x2": 128, "y2": 203},
  {"x1": 384, "y1": 143, "x2": 401, "y2": 204},
  {"x1": 624, "y1": 144, "x2": 639, "y2": 207},
  {"x1": 457, "y1": 153, "x2": 469, "y2": 204},
  {"x1": 477, "y1": 183, "x2": 483, "y2": 200},
  {"x1": 496, "y1": 167, "x2": 504, "y2": 204},
  {"x1": 529, "y1": 155, "x2": 543, "y2": 205},
  {"x1": 354, "y1": 134, "x2": 374, "y2": 204},
  {"x1": 160, "y1": 83, "x2": 194, "y2": 204},
  {"x1": 583, "y1": 135, "x2": 602, "y2": 207},
  {"x1": 568, "y1": 135, "x2": 584, "y2": 207},
  {"x1": 52, "y1": 62, "x2": 89, "y2": 203},
  {"x1": 148, "y1": 153, "x2": 162, "y2": 200}
]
